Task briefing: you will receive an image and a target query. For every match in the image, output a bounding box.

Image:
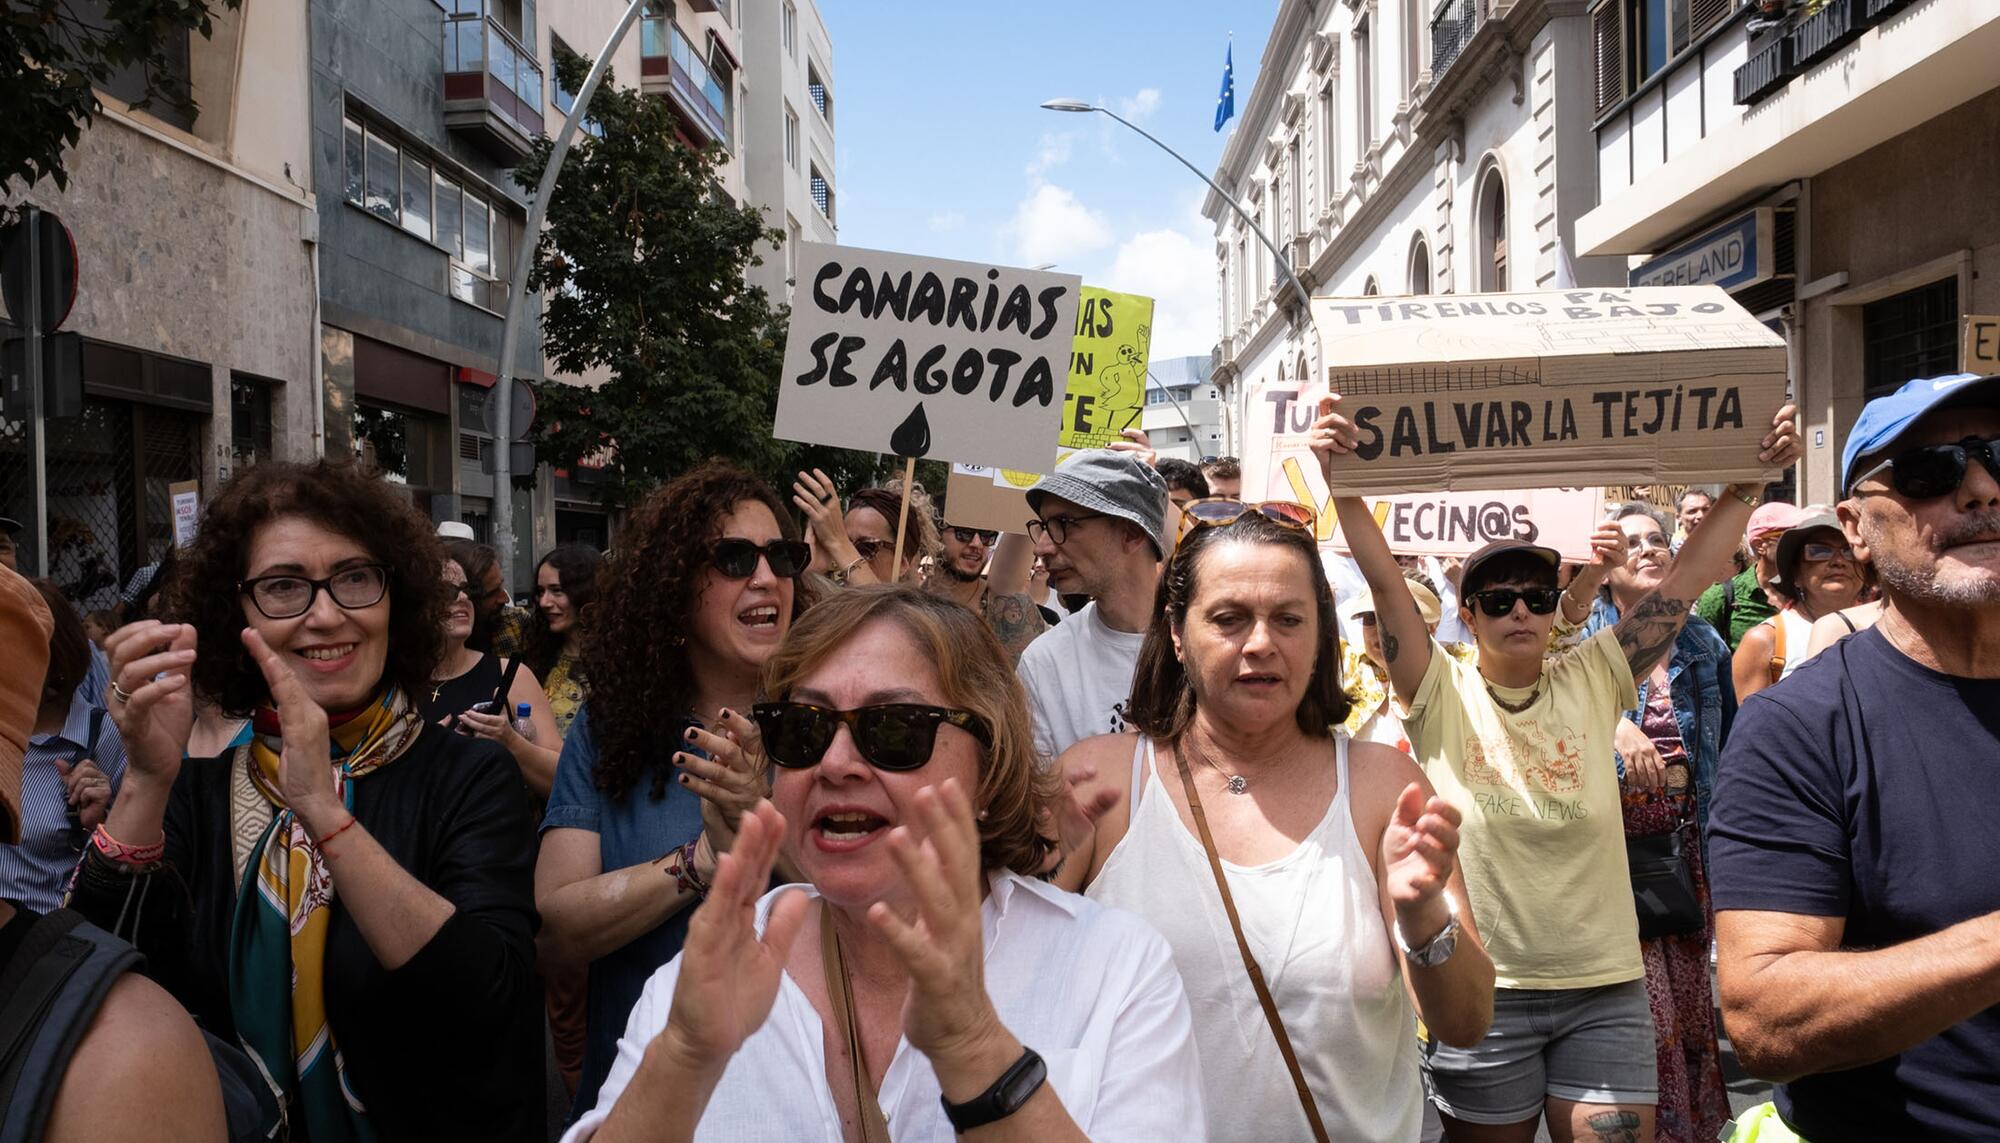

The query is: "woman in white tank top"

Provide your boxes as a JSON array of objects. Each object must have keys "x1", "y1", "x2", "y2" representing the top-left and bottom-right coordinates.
[
  {"x1": 1734, "y1": 513, "x2": 1865, "y2": 699},
  {"x1": 1050, "y1": 504, "x2": 1496, "y2": 1142}
]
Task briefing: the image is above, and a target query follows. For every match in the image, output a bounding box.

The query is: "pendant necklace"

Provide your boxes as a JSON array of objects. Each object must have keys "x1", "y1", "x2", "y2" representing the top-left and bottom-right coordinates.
[
  {"x1": 1483, "y1": 677, "x2": 1543, "y2": 715},
  {"x1": 1189, "y1": 736, "x2": 1249, "y2": 794}
]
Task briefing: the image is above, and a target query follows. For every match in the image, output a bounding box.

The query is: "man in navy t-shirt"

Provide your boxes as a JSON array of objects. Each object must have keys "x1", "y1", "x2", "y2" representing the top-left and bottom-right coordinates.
[{"x1": 1708, "y1": 372, "x2": 2000, "y2": 1139}]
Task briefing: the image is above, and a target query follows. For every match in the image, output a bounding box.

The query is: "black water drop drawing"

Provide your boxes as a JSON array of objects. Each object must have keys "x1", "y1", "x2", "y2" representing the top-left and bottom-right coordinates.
[{"x1": 889, "y1": 403, "x2": 931, "y2": 458}]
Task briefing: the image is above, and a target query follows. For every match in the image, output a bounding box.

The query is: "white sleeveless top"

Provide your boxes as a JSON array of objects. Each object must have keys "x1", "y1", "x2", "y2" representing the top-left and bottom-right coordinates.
[
  {"x1": 1085, "y1": 735, "x2": 1422, "y2": 1143},
  {"x1": 1760, "y1": 608, "x2": 1818, "y2": 681}
]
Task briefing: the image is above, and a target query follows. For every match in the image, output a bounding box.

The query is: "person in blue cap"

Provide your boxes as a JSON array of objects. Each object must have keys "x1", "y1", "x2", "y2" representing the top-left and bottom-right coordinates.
[{"x1": 1707, "y1": 372, "x2": 2000, "y2": 1140}]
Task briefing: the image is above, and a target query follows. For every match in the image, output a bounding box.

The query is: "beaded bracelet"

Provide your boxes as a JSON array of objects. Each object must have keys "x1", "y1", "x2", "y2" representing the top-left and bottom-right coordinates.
[
  {"x1": 92, "y1": 823, "x2": 165, "y2": 866},
  {"x1": 666, "y1": 836, "x2": 712, "y2": 898}
]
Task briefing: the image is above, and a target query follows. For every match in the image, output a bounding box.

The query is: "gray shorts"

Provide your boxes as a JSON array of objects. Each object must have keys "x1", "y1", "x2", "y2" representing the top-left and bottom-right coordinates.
[{"x1": 1421, "y1": 980, "x2": 1659, "y2": 1125}]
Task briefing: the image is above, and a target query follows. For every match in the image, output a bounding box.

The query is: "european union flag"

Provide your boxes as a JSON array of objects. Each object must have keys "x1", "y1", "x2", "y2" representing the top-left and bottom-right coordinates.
[{"x1": 1214, "y1": 43, "x2": 1235, "y2": 132}]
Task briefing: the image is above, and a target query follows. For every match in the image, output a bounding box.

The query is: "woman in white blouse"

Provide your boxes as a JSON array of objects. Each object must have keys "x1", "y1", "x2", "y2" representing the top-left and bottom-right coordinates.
[{"x1": 565, "y1": 586, "x2": 1202, "y2": 1143}]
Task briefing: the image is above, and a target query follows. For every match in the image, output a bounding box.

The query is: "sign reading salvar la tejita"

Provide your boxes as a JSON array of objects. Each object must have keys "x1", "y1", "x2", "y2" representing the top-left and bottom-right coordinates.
[
  {"x1": 774, "y1": 243, "x2": 1083, "y2": 474},
  {"x1": 1312, "y1": 286, "x2": 1788, "y2": 495}
]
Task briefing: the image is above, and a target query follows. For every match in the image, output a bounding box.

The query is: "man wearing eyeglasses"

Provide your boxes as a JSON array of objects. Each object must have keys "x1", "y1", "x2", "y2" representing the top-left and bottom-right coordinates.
[
  {"x1": 926, "y1": 518, "x2": 1046, "y2": 664},
  {"x1": 1016, "y1": 450, "x2": 1170, "y2": 762},
  {"x1": 1707, "y1": 373, "x2": 2000, "y2": 1141}
]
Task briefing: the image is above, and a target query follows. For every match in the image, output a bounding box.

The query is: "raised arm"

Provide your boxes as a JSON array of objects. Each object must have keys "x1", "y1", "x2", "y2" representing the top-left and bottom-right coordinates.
[
  {"x1": 987, "y1": 531, "x2": 1035, "y2": 597},
  {"x1": 1614, "y1": 404, "x2": 1799, "y2": 678},
  {"x1": 1312, "y1": 395, "x2": 1431, "y2": 703}
]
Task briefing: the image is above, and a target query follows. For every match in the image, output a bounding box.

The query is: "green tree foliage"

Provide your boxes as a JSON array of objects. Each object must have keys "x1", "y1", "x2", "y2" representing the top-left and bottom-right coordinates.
[
  {"x1": 518, "y1": 51, "x2": 897, "y2": 511},
  {"x1": 2, "y1": 0, "x2": 240, "y2": 213}
]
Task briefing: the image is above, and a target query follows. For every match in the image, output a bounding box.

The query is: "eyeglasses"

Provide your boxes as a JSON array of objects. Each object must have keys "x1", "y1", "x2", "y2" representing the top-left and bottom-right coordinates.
[
  {"x1": 1800, "y1": 542, "x2": 1854, "y2": 563},
  {"x1": 1175, "y1": 498, "x2": 1317, "y2": 548},
  {"x1": 1852, "y1": 436, "x2": 2000, "y2": 500},
  {"x1": 1622, "y1": 532, "x2": 1671, "y2": 553},
  {"x1": 712, "y1": 538, "x2": 809, "y2": 580},
  {"x1": 239, "y1": 564, "x2": 390, "y2": 620},
  {"x1": 1025, "y1": 512, "x2": 1107, "y2": 546},
  {"x1": 947, "y1": 526, "x2": 999, "y2": 546},
  {"x1": 1467, "y1": 587, "x2": 1563, "y2": 617},
  {"x1": 751, "y1": 701, "x2": 992, "y2": 772}
]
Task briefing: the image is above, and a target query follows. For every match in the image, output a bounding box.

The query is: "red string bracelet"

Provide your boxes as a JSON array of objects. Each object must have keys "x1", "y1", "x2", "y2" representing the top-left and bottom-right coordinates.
[{"x1": 314, "y1": 814, "x2": 359, "y2": 851}]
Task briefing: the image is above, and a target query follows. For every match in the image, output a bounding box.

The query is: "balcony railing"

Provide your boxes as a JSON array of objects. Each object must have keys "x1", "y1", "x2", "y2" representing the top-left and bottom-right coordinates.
[
  {"x1": 1431, "y1": 0, "x2": 1487, "y2": 83},
  {"x1": 442, "y1": 8, "x2": 543, "y2": 160},
  {"x1": 639, "y1": 18, "x2": 731, "y2": 147}
]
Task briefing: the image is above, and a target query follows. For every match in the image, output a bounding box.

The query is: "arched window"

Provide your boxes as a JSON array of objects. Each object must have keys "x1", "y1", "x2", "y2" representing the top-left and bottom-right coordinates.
[
  {"x1": 1474, "y1": 158, "x2": 1508, "y2": 292},
  {"x1": 1363, "y1": 275, "x2": 1381, "y2": 296},
  {"x1": 1408, "y1": 232, "x2": 1432, "y2": 295}
]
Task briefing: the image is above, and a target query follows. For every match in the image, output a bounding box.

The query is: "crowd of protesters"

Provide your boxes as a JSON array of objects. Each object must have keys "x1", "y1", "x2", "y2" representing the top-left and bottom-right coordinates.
[{"x1": 1, "y1": 369, "x2": 1996, "y2": 1142}]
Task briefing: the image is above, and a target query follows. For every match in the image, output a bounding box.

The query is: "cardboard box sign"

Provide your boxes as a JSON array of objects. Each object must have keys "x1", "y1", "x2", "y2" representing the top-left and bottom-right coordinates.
[
  {"x1": 942, "y1": 464, "x2": 1035, "y2": 536},
  {"x1": 1309, "y1": 286, "x2": 1788, "y2": 494},
  {"x1": 1966, "y1": 315, "x2": 2000, "y2": 374},
  {"x1": 774, "y1": 243, "x2": 1083, "y2": 474}
]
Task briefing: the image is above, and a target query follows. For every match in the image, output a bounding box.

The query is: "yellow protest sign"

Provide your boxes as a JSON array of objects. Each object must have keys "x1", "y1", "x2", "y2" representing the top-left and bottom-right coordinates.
[{"x1": 1059, "y1": 287, "x2": 1154, "y2": 450}]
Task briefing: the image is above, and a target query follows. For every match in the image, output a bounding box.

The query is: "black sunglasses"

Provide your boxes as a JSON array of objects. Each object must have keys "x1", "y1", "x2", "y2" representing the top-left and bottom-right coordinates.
[
  {"x1": 713, "y1": 538, "x2": 809, "y2": 580},
  {"x1": 948, "y1": 526, "x2": 1000, "y2": 546},
  {"x1": 1852, "y1": 435, "x2": 2000, "y2": 500},
  {"x1": 752, "y1": 701, "x2": 991, "y2": 772},
  {"x1": 1468, "y1": 587, "x2": 1563, "y2": 617}
]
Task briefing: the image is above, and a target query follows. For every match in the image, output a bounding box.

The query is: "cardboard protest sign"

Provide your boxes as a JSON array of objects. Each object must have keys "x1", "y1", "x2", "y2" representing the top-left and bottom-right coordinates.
[
  {"x1": 1309, "y1": 286, "x2": 1787, "y2": 494},
  {"x1": 1061, "y1": 288, "x2": 1154, "y2": 450},
  {"x1": 1966, "y1": 315, "x2": 2000, "y2": 373},
  {"x1": 942, "y1": 464, "x2": 1034, "y2": 535},
  {"x1": 775, "y1": 243, "x2": 1084, "y2": 474},
  {"x1": 169, "y1": 480, "x2": 199, "y2": 548},
  {"x1": 1245, "y1": 383, "x2": 1603, "y2": 559}
]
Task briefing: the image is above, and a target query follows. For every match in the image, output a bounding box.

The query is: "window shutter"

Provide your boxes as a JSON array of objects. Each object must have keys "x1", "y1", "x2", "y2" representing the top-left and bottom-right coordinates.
[
  {"x1": 1593, "y1": 1, "x2": 1626, "y2": 115},
  {"x1": 1689, "y1": 0, "x2": 1732, "y2": 40}
]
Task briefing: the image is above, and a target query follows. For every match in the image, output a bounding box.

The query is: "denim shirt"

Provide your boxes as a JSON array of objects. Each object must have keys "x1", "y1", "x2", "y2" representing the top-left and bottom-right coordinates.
[{"x1": 1585, "y1": 598, "x2": 1737, "y2": 846}]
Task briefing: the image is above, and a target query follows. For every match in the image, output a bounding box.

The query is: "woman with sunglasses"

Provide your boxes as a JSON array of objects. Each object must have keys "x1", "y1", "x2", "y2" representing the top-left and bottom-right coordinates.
[
  {"x1": 566, "y1": 586, "x2": 1202, "y2": 1142},
  {"x1": 793, "y1": 469, "x2": 940, "y2": 587},
  {"x1": 536, "y1": 462, "x2": 810, "y2": 1117},
  {"x1": 71, "y1": 458, "x2": 545, "y2": 1140},
  {"x1": 1732, "y1": 510, "x2": 1866, "y2": 700},
  {"x1": 425, "y1": 555, "x2": 563, "y2": 795},
  {"x1": 1314, "y1": 394, "x2": 1800, "y2": 1143},
  {"x1": 1053, "y1": 499, "x2": 1495, "y2": 1142}
]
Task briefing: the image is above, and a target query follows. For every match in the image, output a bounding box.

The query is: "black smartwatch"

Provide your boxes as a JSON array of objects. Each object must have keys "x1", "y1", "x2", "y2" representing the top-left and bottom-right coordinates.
[{"x1": 939, "y1": 1046, "x2": 1046, "y2": 1134}]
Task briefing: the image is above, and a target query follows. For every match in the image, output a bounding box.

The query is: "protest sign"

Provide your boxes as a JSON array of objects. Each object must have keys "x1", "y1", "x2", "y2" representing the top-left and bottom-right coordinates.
[
  {"x1": 169, "y1": 480, "x2": 199, "y2": 548},
  {"x1": 1966, "y1": 315, "x2": 2000, "y2": 373},
  {"x1": 1244, "y1": 383, "x2": 1602, "y2": 559},
  {"x1": 1061, "y1": 287, "x2": 1154, "y2": 450},
  {"x1": 774, "y1": 243, "x2": 1083, "y2": 474},
  {"x1": 942, "y1": 464, "x2": 1033, "y2": 535},
  {"x1": 1308, "y1": 286, "x2": 1787, "y2": 494}
]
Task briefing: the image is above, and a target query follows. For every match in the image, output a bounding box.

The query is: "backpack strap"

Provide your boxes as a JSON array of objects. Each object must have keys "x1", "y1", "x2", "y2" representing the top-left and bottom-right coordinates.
[
  {"x1": 1768, "y1": 616, "x2": 1787, "y2": 686},
  {"x1": 0, "y1": 909, "x2": 142, "y2": 1143}
]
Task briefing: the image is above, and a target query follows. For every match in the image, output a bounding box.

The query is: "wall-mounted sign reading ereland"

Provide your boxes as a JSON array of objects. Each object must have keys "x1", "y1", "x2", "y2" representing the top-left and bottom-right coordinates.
[
  {"x1": 774, "y1": 243, "x2": 1083, "y2": 474},
  {"x1": 1629, "y1": 209, "x2": 1775, "y2": 293},
  {"x1": 1309, "y1": 286, "x2": 1789, "y2": 494}
]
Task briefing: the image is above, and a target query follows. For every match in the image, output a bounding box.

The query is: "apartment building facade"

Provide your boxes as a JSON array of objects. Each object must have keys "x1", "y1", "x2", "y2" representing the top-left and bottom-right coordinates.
[
  {"x1": 1578, "y1": 0, "x2": 2000, "y2": 502},
  {"x1": 1205, "y1": 0, "x2": 1625, "y2": 467},
  {"x1": 1143, "y1": 355, "x2": 1226, "y2": 464},
  {"x1": 741, "y1": 0, "x2": 839, "y2": 301}
]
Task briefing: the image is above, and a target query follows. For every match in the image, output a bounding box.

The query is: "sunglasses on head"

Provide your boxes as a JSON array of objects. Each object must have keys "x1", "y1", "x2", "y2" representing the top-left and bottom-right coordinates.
[
  {"x1": 1175, "y1": 498, "x2": 1317, "y2": 548},
  {"x1": 712, "y1": 538, "x2": 809, "y2": 580},
  {"x1": 1467, "y1": 587, "x2": 1563, "y2": 617},
  {"x1": 751, "y1": 701, "x2": 992, "y2": 772},
  {"x1": 1853, "y1": 436, "x2": 2000, "y2": 500},
  {"x1": 948, "y1": 525, "x2": 1000, "y2": 546}
]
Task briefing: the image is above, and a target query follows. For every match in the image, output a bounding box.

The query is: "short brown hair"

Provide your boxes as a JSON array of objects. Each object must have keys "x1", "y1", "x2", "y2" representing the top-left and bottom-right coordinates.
[
  {"x1": 29, "y1": 580, "x2": 89, "y2": 708},
  {"x1": 760, "y1": 585, "x2": 1060, "y2": 877},
  {"x1": 848, "y1": 483, "x2": 940, "y2": 578},
  {"x1": 165, "y1": 459, "x2": 449, "y2": 716},
  {"x1": 1127, "y1": 514, "x2": 1349, "y2": 741}
]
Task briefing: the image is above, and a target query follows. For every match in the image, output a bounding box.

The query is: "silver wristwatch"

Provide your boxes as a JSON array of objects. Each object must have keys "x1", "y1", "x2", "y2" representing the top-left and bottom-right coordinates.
[{"x1": 1394, "y1": 890, "x2": 1461, "y2": 968}]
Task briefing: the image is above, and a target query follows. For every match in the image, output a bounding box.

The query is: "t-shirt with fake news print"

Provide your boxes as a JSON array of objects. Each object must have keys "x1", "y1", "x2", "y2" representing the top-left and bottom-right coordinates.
[
  {"x1": 1017, "y1": 601, "x2": 1147, "y2": 765},
  {"x1": 1403, "y1": 626, "x2": 1643, "y2": 990}
]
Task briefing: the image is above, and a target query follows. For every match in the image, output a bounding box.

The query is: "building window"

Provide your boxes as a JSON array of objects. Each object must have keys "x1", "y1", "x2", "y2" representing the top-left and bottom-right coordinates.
[
  {"x1": 810, "y1": 163, "x2": 833, "y2": 221},
  {"x1": 1288, "y1": 136, "x2": 1302, "y2": 237},
  {"x1": 1863, "y1": 278, "x2": 1960, "y2": 399},
  {"x1": 401, "y1": 154, "x2": 432, "y2": 242},
  {"x1": 1363, "y1": 275, "x2": 1381, "y2": 296},
  {"x1": 1319, "y1": 82, "x2": 1337, "y2": 204},
  {"x1": 1409, "y1": 233, "x2": 1432, "y2": 294},
  {"x1": 1593, "y1": 0, "x2": 1734, "y2": 114},
  {"x1": 1356, "y1": 17, "x2": 1373, "y2": 153},
  {"x1": 808, "y1": 62, "x2": 832, "y2": 124},
  {"x1": 434, "y1": 172, "x2": 463, "y2": 262},
  {"x1": 1405, "y1": 0, "x2": 1423, "y2": 91},
  {"x1": 343, "y1": 117, "x2": 365, "y2": 205},
  {"x1": 1476, "y1": 161, "x2": 1507, "y2": 291},
  {"x1": 784, "y1": 105, "x2": 799, "y2": 170},
  {"x1": 786, "y1": 216, "x2": 801, "y2": 279},
  {"x1": 364, "y1": 127, "x2": 399, "y2": 222},
  {"x1": 1236, "y1": 238, "x2": 1249, "y2": 323},
  {"x1": 782, "y1": 1, "x2": 797, "y2": 57},
  {"x1": 550, "y1": 37, "x2": 604, "y2": 136},
  {"x1": 231, "y1": 374, "x2": 274, "y2": 467}
]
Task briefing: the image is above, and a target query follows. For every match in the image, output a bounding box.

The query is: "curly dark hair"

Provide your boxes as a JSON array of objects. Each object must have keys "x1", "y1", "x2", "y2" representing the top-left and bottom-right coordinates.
[
  {"x1": 1127, "y1": 512, "x2": 1348, "y2": 742},
  {"x1": 521, "y1": 543, "x2": 601, "y2": 680},
  {"x1": 164, "y1": 458, "x2": 449, "y2": 716},
  {"x1": 583, "y1": 462, "x2": 802, "y2": 802}
]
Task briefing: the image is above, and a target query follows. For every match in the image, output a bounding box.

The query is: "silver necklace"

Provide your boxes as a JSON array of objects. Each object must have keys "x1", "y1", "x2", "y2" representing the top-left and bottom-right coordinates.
[{"x1": 1187, "y1": 737, "x2": 1249, "y2": 794}]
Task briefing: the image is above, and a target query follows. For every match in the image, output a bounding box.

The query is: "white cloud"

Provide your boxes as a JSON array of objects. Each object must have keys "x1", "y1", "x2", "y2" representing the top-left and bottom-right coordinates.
[
  {"x1": 1025, "y1": 131, "x2": 1074, "y2": 179},
  {"x1": 1117, "y1": 88, "x2": 1162, "y2": 121},
  {"x1": 1005, "y1": 182, "x2": 1113, "y2": 267},
  {"x1": 927, "y1": 210, "x2": 966, "y2": 233},
  {"x1": 1103, "y1": 222, "x2": 1217, "y2": 359}
]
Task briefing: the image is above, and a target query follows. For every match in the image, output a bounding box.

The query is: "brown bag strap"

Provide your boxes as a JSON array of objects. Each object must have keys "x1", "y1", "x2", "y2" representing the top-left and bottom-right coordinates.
[
  {"x1": 820, "y1": 905, "x2": 893, "y2": 1143},
  {"x1": 1768, "y1": 615, "x2": 1787, "y2": 685},
  {"x1": 1171, "y1": 741, "x2": 1333, "y2": 1143}
]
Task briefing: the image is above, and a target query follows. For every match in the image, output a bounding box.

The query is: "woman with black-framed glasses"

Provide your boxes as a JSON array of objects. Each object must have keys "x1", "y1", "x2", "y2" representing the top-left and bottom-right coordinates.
[
  {"x1": 71, "y1": 458, "x2": 546, "y2": 1140},
  {"x1": 566, "y1": 585, "x2": 1203, "y2": 1143},
  {"x1": 536, "y1": 461, "x2": 813, "y2": 1118}
]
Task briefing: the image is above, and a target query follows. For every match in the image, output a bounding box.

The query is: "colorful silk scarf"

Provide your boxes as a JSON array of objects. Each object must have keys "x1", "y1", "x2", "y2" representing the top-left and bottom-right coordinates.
[{"x1": 227, "y1": 686, "x2": 422, "y2": 1142}]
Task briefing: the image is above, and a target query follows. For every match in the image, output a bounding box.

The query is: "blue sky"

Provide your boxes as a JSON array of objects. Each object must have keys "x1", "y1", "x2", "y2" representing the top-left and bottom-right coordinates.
[{"x1": 819, "y1": 1, "x2": 1275, "y2": 359}]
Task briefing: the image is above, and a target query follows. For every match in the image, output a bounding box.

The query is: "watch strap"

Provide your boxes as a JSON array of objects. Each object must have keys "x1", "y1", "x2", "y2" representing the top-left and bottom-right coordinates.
[{"x1": 939, "y1": 1045, "x2": 1046, "y2": 1134}]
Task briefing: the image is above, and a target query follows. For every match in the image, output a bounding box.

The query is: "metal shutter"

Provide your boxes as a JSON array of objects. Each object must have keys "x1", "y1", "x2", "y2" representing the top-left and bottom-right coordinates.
[{"x1": 1594, "y1": 1, "x2": 1626, "y2": 115}]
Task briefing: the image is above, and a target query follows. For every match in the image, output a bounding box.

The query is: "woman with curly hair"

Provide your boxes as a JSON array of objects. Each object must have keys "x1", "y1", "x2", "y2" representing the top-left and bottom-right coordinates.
[
  {"x1": 522, "y1": 543, "x2": 600, "y2": 739},
  {"x1": 69, "y1": 459, "x2": 544, "y2": 1141},
  {"x1": 536, "y1": 461, "x2": 810, "y2": 1116}
]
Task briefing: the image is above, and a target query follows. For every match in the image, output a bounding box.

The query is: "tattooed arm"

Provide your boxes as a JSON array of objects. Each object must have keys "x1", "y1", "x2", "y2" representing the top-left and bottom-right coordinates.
[
  {"x1": 986, "y1": 531, "x2": 1035, "y2": 597},
  {"x1": 984, "y1": 590, "x2": 1049, "y2": 663}
]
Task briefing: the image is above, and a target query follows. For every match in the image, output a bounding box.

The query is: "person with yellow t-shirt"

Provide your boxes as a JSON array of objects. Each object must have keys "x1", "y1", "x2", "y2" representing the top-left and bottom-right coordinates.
[{"x1": 1309, "y1": 393, "x2": 1801, "y2": 1143}]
